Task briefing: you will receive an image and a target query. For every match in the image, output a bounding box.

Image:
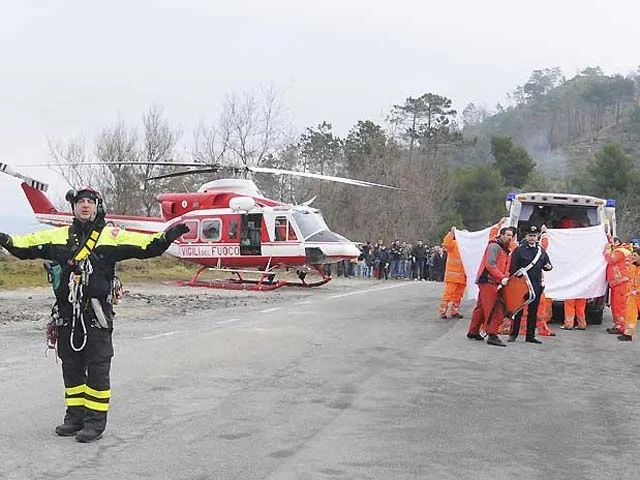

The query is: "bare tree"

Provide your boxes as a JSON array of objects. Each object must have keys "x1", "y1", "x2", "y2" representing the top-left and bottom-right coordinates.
[
  {"x1": 94, "y1": 121, "x2": 140, "y2": 215},
  {"x1": 139, "y1": 105, "x2": 181, "y2": 215},
  {"x1": 48, "y1": 137, "x2": 95, "y2": 188},
  {"x1": 223, "y1": 85, "x2": 289, "y2": 166},
  {"x1": 192, "y1": 117, "x2": 231, "y2": 166}
]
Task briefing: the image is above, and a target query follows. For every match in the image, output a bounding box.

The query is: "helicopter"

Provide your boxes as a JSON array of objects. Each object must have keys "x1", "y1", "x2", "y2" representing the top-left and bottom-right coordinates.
[{"x1": 0, "y1": 161, "x2": 397, "y2": 291}]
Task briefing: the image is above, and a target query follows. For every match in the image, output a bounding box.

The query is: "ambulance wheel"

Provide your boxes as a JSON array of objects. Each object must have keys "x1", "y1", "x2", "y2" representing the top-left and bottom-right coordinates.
[{"x1": 586, "y1": 309, "x2": 603, "y2": 325}]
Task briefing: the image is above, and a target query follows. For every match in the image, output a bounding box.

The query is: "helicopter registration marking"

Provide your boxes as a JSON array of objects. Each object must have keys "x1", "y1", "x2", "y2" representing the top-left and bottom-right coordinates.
[{"x1": 179, "y1": 244, "x2": 241, "y2": 258}]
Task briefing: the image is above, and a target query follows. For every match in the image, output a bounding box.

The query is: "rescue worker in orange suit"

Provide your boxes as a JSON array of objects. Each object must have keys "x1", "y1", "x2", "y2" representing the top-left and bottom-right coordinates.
[
  {"x1": 466, "y1": 226, "x2": 516, "y2": 347},
  {"x1": 439, "y1": 226, "x2": 466, "y2": 319},
  {"x1": 508, "y1": 225, "x2": 553, "y2": 344},
  {"x1": 619, "y1": 247, "x2": 640, "y2": 341},
  {"x1": 0, "y1": 188, "x2": 189, "y2": 443},
  {"x1": 536, "y1": 226, "x2": 555, "y2": 336},
  {"x1": 561, "y1": 298, "x2": 587, "y2": 330},
  {"x1": 604, "y1": 237, "x2": 631, "y2": 334}
]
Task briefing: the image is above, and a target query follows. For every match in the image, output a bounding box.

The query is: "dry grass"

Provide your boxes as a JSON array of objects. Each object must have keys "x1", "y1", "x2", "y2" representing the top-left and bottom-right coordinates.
[{"x1": 0, "y1": 253, "x2": 200, "y2": 290}]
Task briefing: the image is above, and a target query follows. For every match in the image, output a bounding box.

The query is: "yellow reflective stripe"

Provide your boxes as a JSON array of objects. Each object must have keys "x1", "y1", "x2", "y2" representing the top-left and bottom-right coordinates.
[
  {"x1": 85, "y1": 399, "x2": 109, "y2": 412},
  {"x1": 85, "y1": 386, "x2": 111, "y2": 399},
  {"x1": 73, "y1": 228, "x2": 103, "y2": 261},
  {"x1": 66, "y1": 384, "x2": 86, "y2": 396},
  {"x1": 11, "y1": 227, "x2": 69, "y2": 248},
  {"x1": 97, "y1": 227, "x2": 164, "y2": 249},
  {"x1": 66, "y1": 398, "x2": 85, "y2": 407}
]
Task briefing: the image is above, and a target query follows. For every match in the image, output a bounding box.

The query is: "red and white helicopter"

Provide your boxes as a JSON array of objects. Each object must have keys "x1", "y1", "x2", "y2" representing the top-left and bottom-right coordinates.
[{"x1": 1, "y1": 162, "x2": 397, "y2": 290}]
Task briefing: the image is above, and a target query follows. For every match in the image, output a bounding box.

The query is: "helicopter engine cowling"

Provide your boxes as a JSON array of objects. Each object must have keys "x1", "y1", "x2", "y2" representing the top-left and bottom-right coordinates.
[{"x1": 229, "y1": 196, "x2": 256, "y2": 211}]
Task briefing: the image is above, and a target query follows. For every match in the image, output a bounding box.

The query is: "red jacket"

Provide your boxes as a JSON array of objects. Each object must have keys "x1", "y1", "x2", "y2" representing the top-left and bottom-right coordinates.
[{"x1": 476, "y1": 238, "x2": 511, "y2": 285}]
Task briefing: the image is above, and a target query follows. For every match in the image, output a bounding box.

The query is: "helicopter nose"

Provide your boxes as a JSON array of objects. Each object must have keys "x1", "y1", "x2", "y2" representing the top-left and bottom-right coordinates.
[{"x1": 306, "y1": 241, "x2": 360, "y2": 263}]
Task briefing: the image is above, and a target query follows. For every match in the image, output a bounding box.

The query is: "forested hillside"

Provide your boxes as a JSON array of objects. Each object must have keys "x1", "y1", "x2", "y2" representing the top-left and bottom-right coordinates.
[{"x1": 49, "y1": 66, "x2": 640, "y2": 242}]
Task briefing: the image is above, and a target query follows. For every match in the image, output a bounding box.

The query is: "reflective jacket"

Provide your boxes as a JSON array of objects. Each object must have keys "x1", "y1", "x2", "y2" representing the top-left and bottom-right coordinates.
[
  {"x1": 6, "y1": 219, "x2": 172, "y2": 321},
  {"x1": 442, "y1": 231, "x2": 466, "y2": 285},
  {"x1": 630, "y1": 263, "x2": 640, "y2": 296},
  {"x1": 604, "y1": 246, "x2": 631, "y2": 286}
]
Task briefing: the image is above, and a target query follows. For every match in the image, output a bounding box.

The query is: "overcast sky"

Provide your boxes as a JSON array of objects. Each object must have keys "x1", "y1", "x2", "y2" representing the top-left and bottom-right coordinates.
[{"x1": 1, "y1": 0, "x2": 638, "y2": 230}]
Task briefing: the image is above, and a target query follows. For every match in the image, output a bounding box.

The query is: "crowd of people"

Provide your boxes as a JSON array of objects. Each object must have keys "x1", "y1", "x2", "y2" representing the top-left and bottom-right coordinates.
[{"x1": 327, "y1": 240, "x2": 448, "y2": 281}]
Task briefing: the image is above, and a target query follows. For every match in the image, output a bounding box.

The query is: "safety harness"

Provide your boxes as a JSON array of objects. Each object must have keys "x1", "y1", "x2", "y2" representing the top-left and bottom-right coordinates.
[{"x1": 67, "y1": 228, "x2": 103, "y2": 352}]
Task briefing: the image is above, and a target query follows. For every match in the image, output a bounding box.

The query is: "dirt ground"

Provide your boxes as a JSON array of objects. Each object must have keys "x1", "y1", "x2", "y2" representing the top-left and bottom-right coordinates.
[{"x1": 0, "y1": 277, "x2": 374, "y2": 336}]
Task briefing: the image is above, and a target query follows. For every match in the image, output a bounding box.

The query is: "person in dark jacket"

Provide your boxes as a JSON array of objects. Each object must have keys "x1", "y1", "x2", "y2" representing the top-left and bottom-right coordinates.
[
  {"x1": 375, "y1": 245, "x2": 390, "y2": 280},
  {"x1": 432, "y1": 246, "x2": 446, "y2": 282},
  {"x1": 412, "y1": 241, "x2": 427, "y2": 280},
  {"x1": 508, "y1": 225, "x2": 553, "y2": 344},
  {"x1": 0, "y1": 187, "x2": 189, "y2": 443}
]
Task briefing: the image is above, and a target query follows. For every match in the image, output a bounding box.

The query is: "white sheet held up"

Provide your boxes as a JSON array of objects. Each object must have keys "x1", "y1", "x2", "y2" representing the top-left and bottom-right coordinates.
[
  {"x1": 455, "y1": 226, "x2": 494, "y2": 300},
  {"x1": 543, "y1": 226, "x2": 608, "y2": 300},
  {"x1": 455, "y1": 224, "x2": 609, "y2": 302}
]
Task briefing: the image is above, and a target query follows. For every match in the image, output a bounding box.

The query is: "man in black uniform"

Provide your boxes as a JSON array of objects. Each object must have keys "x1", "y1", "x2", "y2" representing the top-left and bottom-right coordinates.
[
  {"x1": 508, "y1": 225, "x2": 553, "y2": 344},
  {"x1": 0, "y1": 187, "x2": 188, "y2": 442}
]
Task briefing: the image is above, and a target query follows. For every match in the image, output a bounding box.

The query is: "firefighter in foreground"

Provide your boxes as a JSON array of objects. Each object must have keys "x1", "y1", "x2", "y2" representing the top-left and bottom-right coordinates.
[
  {"x1": 439, "y1": 226, "x2": 466, "y2": 319},
  {"x1": 466, "y1": 226, "x2": 516, "y2": 347},
  {"x1": 0, "y1": 188, "x2": 189, "y2": 443},
  {"x1": 508, "y1": 225, "x2": 553, "y2": 344}
]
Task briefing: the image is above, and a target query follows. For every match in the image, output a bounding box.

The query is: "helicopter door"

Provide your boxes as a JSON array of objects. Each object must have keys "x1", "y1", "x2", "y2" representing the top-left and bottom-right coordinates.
[{"x1": 240, "y1": 213, "x2": 262, "y2": 255}]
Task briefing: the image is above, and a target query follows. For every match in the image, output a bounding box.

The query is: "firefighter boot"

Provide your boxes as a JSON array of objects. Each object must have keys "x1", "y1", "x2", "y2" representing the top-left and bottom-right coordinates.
[
  {"x1": 76, "y1": 409, "x2": 107, "y2": 443},
  {"x1": 55, "y1": 422, "x2": 83, "y2": 437},
  {"x1": 55, "y1": 408, "x2": 84, "y2": 437},
  {"x1": 75, "y1": 426, "x2": 103, "y2": 443}
]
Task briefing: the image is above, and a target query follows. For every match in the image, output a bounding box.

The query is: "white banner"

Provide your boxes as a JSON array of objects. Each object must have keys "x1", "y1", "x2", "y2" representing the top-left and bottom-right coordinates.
[
  {"x1": 543, "y1": 225, "x2": 608, "y2": 300},
  {"x1": 455, "y1": 224, "x2": 608, "y2": 301},
  {"x1": 455, "y1": 226, "x2": 494, "y2": 300}
]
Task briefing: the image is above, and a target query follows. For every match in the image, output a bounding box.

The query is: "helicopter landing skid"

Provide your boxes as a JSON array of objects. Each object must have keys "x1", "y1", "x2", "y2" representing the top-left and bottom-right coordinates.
[{"x1": 174, "y1": 265, "x2": 332, "y2": 291}]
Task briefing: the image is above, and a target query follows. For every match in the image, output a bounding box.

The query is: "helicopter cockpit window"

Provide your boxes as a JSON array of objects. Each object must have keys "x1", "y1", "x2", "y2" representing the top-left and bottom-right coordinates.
[
  {"x1": 292, "y1": 211, "x2": 328, "y2": 239},
  {"x1": 182, "y1": 220, "x2": 199, "y2": 241},
  {"x1": 228, "y1": 220, "x2": 239, "y2": 240},
  {"x1": 274, "y1": 216, "x2": 298, "y2": 241},
  {"x1": 201, "y1": 219, "x2": 222, "y2": 242}
]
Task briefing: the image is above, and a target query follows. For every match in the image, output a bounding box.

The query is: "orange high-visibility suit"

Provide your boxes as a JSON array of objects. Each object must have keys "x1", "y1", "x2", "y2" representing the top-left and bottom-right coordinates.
[
  {"x1": 624, "y1": 262, "x2": 640, "y2": 337},
  {"x1": 467, "y1": 238, "x2": 512, "y2": 336},
  {"x1": 536, "y1": 233, "x2": 554, "y2": 336},
  {"x1": 564, "y1": 299, "x2": 587, "y2": 329},
  {"x1": 604, "y1": 245, "x2": 631, "y2": 331},
  {"x1": 439, "y1": 230, "x2": 466, "y2": 318}
]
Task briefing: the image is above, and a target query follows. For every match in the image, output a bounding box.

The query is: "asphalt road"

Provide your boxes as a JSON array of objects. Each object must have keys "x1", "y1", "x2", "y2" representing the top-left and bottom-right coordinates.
[{"x1": 1, "y1": 280, "x2": 639, "y2": 480}]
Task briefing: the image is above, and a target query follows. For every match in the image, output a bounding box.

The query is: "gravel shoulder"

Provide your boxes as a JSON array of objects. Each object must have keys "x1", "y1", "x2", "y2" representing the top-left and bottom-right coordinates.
[{"x1": 0, "y1": 277, "x2": 382, "y2": 335}]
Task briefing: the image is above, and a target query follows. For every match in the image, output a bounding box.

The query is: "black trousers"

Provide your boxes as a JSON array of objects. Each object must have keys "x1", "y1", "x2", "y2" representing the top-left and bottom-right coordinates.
[
  {"x1": 510, "y1": 288, "x2": 543, "y2": 340},
  {"x1": 57, "y1": 324, "x2": 114, "y2": 432}
]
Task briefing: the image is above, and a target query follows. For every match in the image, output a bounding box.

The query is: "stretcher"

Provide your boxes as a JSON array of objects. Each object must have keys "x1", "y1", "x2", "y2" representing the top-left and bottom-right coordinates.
[{"x1": 500, "y1": 273, "x2": 536, "y2": 318}]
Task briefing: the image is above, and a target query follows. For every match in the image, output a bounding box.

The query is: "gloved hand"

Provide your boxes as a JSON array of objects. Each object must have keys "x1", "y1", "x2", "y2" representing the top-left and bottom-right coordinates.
[
  {"x1": 164, "y1": 223, "x2": 190, "y2": 243},
  {"x1": 0, "y1": 232, "x2": 12, "y2": 248},
  {"x1": 500, "y1": 277, "x2": 509, "y2": 286}
]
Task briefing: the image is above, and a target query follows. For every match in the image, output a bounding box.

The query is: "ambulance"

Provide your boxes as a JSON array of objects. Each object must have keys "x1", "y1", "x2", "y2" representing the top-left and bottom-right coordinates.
[{"x1": 505, "y1": 192, "x2": 616, "y2": 324}]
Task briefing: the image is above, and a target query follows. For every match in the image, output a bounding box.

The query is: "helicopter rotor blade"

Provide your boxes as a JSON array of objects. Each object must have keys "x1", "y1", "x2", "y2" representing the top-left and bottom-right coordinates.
[
  {"x1": 146, "y1": 168, "x2": 223, "y2": 181},
  {"x1": 21, "y1": 161, "x2": 211, "y2": 168},
  {"x1": 19, "y1": 160, "x2": 401, "y2": 190},
  {"x1": 249, "y1": 166, "x2": 400, "y2": 190},
  {"x1": 0, "y1": 162, "x2": 49, "y2": 191}
]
